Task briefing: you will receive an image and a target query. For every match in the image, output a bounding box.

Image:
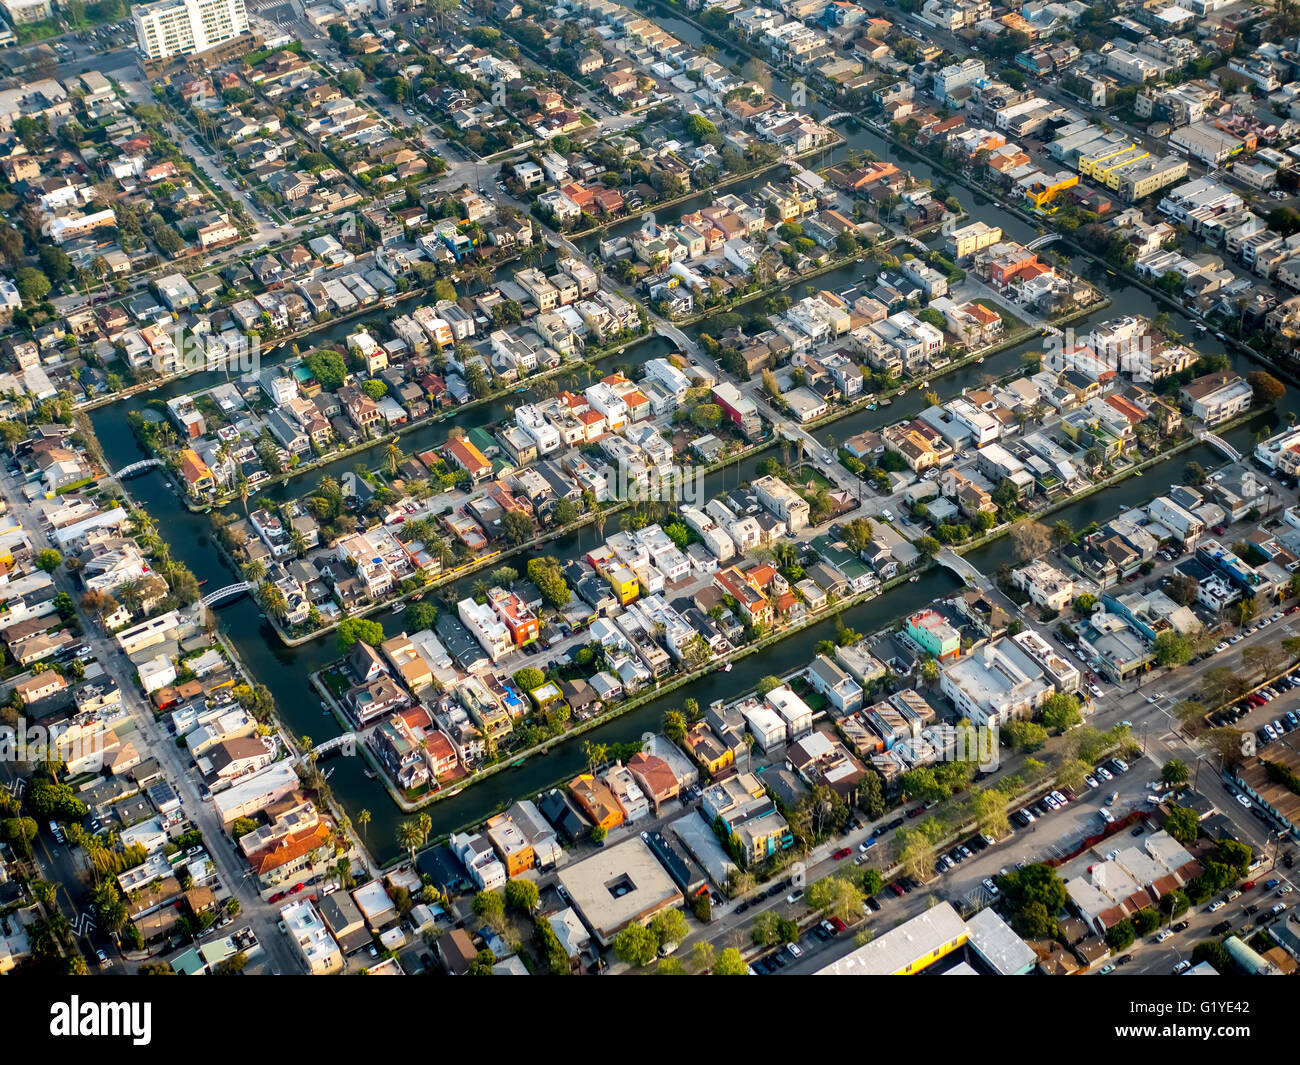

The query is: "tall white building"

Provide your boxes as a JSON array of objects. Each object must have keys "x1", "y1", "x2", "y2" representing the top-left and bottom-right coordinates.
[{"x1": 134, "y1": 0, "x2": 249, "y2": 61}]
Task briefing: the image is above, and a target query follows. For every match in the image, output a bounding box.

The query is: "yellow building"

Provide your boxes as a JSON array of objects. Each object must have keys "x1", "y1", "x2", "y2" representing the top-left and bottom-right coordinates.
[
  {"x1": 1078, "y1": 144, "x2": 1149, "y2": 191},
  {"x1": 946, "y1": 220, "x2": 1002, "y2": 260},
  {"x1": 1024, "y1": 172, "x2": 1078, "y2": 209},
  {"x1": 684, "y1": 722, "x2": 734, "y2": 775},
  {"x1": 816, "y1": 901, "x2": 969, "y2": 975},
  {"x1": 602, "y1": 561, "x2": 640, "y2": 605}
]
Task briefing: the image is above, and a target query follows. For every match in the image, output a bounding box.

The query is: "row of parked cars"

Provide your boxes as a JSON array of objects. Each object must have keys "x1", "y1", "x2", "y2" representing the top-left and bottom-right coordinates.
[
  {"x1": 933, "y1": 829, "x2": 1001, "y2": 875},
  {"x1": 732, "y1": 878, "x2": 798, "y2": 916}
]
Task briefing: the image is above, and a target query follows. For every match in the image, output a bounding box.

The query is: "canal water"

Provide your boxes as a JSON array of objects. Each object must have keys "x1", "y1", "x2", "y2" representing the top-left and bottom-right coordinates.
[{"x1": 83, "y1": 22, "x2": 1296, "y2": 859}]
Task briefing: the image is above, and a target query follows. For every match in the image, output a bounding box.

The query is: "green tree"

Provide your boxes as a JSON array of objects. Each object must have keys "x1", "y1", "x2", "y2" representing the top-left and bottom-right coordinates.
[
  {"x1": 472, "y1": 889, "x2": 507, "y2": 933},
  {"x1": 513, "y1": 667, "x2": 546, "y2": 692},
  {"x1": 1153, "y1": 630, "x2": 1192, "y2": 668},
  {"x1": 648, "y1": 908, "x2": 689, "y2": 952},
  {"x1": 526, "y1": 557, "x2": 570, "y2": 608},
  {"x1": 858, "y1": 868, "x2": 884, "y2": 898},
  {"x1": 1106, "y1": 918, "x2": 1136, "y2": 951},
  {"x1": 712, "y1": 947, "x2": 748, "y2": 975},
  {"x1": 1192, "y1": 940, "x2": 1233, "y2": 973},
  {"x1": 14, "y1": 267, "x2": 50, "y2": 304},
  {"x1": 1002, "y1": 719, "x2": 1049, "y2": 752},
  {"x1": 1164, "y1": 805, "x2": 1199, "y2": 844},
  {"x1": 1041, "y1": 692, "x2": 1082, "y2": 733},
  {"x1": 1160, "y1": 759, "x2": 1189, "y2": 788},
  {"x1": 806, "y1": 876, "x2": 864, "y2": 924},
  {"x1": 336, "y1": 616, "x2": 384, "y2": 653},
  {"x1": 504, "y1": 879, "x2": 539, "y2": 913},
  {"x1": 502, "y1": 510, "x2": 535, "y2": 545},
  {"x1": 612, "y1": 923, "x2": 660, "y2": 967}
]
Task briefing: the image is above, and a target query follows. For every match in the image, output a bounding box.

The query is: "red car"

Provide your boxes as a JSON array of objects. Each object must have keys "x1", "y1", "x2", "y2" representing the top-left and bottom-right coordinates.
[
  {"x1": 832, "y1": 847, "x2": 852, "y2": 860},
  {"x1": 268, "y1": 891, "x2": 286, "y2": 903},
  {"x1": 288, "y1": 882, "x2": 306, "y2": 894},
  {"x1": 829, "y1": 916, "x2": 847, "y2": 932},
  {"x1": 890, "y1": 882, "x2": 906, "y2": 896}
]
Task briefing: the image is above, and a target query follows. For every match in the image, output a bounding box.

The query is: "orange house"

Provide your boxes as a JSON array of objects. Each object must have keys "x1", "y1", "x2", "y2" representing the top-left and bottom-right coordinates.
[
  {"x1": 989, "y1": 252, "x2": 1048, "y2": 288},
  {"x1": 569, "y1": 774, "x2": 624, "y2": 832}
]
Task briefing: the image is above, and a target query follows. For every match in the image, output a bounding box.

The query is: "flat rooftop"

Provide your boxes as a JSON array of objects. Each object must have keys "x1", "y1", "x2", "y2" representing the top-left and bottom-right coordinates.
[
  {"x1": 816, "y1": 901, "x2": 968, "y2": 975},
  {"x1": 556, "y1": 836, "x2": 682, "y2": 947}
]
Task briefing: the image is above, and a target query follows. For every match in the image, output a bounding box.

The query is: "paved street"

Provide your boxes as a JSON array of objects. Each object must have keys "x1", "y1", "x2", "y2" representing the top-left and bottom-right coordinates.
[{"x1": 0, "y1": 469, "x2": 302, "y2": 975}]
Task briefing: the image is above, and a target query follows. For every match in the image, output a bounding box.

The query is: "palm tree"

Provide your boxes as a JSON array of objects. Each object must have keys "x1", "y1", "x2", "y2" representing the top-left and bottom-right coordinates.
[
  {"x1": 357, "y1": 808, "x2": 371, "y2": 842},
  {"x1": 117, "y1": 579, "x2": 143, "y2": 617},
  {"x1": 397, "y1": 819, "x2": 423, "y2": 863},
  {"x1": 261, "y1": 581, "x2": 289, "y2": 620},
  {"x1": 583, "y1": 740, "x2": 608, "y2": 773},
  {"x1": 417, "y1": 812, "x2": 432, "y2": 846},
  {"x1": 385, "y1": 442, "x2": 401, "y2": 476},
  {"x1": 289, "y1": 529, "x2": 307, "y2": 558}
]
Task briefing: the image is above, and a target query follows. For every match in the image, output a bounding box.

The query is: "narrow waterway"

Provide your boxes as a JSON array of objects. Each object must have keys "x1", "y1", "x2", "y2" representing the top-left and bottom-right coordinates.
[{"x1": 82, "y1": 25, "x2": 1297, "y2": 860}]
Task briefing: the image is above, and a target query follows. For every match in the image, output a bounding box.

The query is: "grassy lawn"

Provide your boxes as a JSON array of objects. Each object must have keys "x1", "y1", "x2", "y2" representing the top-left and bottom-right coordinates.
[
  {"x1": 320, "y1": 668, "x2": 350, "y2": 699},
  {"x1": 787, "y1": 466, "x2": 834, "y2": 491},
  {"x1": 974, "y1": 298, "x2": 1027, "y2": 333}
]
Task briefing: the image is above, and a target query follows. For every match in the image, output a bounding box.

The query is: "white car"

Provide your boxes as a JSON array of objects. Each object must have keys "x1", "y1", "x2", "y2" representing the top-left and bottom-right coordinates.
[
  {"x1": 787, "y1": 942, "x2": 803, "y2": 958},
  {"x1": 1105, "y1": 849, "x2": 1120, "y2": 861},
  {"x1": 1173, "y1": 960, "x2": 1191, "y2": 974},
  {"x1": 1112, "y1": 758, "x2": 1129, "y2": 773},
  {"x1": 1089, "y1": 684, "x2": 1103, "y2": 698},
  {"x1": 1236, "y1": 794, "x2": 1253, "y2": 809},
  {"x1": 1156, "y1": 929, "x2": 1173, "y2": 942},
  {"x1": 1084, "y1": 775, "x2": 1099, "y2": 789},
  {"x1": 1214, "y1": 642, "x2": 1229, "y2": 653},
  {"x1": 1208, "y1": 899, "x2": 1226, "y2": 912},
  {"x1": 1096, "y1": 767, "x2": 1113, "y2": 782}
]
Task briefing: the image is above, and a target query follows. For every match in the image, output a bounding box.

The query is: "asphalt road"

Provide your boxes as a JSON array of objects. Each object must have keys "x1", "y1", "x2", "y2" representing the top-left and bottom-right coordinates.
[{"x1": 0, "y1": 468, "x2": 303, "y2": 975}]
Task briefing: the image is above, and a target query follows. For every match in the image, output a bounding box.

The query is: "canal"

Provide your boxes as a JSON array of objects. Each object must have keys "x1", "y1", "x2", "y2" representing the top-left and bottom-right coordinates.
[{"x1": 82, "y1": 20, "x2": 1297, "y2": 860}]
